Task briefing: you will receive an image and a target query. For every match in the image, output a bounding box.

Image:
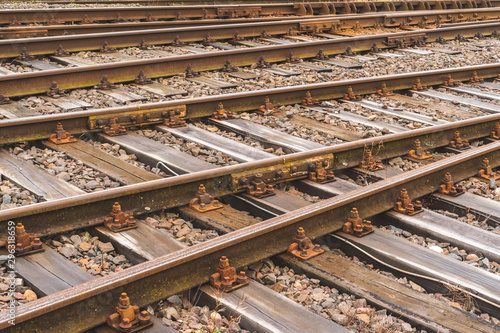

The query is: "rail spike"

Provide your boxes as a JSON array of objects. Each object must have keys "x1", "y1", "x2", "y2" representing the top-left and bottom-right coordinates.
[
  {"x1": 48, "y1": 123, "x2": 77, "y2": 145},
  {"x1": 13, "y1": 223, "x2": 43, "y2": 256},
  {"x1": 104, "y1": 202, "x2": 137, "y2": 232},
  {"x1": 359, "y1": 149, "x2": 384, "y2": 171},
  {"x1": 287, "y1": 227, "x2": 324, "y2": 259},
  {"x1": 189, "y1": 184, "x2": 223, "y2": 212},
  {"x1": 210, "y1": 256, "x2": 248, "y2": 292},
  {"x1": 55, "y1": 44, "x2": 70, "y2": 57},
  {"x1": 342, "y1": 208, "x2": 374, "y2": 237},
  {"x1": 103, "y1": 117, "x2": 127, "y2": 136},
  {"x1": 135, "y1": 69, "x2": 152, "y2": 85},
  {"x1": 185, "y1": 64, "x2": 200, "y2": 78},
  {"x1": 107, "y1": 293, "x2": 152, "y2": 331},
  {"x1": 308, "y1": 159, "x2": 335, "y2": 183},
  {"x1": 301, "y1": 91, "x2": 319, "y2": 106},
  {"x1": 407, "y1": 139, "x2": 433, "y2": 160},
  {"x1": 46, "y1": 81, "x2": 65, "y2": 98},
  {"x1": 477, "y1": 158, "x2": 500, "y2": 181},
  {"x1": 0, "y1": 90, "x2": 11, "y2": 105},
  {"x1": 212, "y1": 102, "x2": 233, "y2": 120},
  {"x1": 394, "y1": 189, "x2": 423, "y2": 216},
  {"x1": 163, "y1": 109, "x2": 186, "y2": 128},
  {"x1": 449, "y1": 130, "x2": 470, "y2": 150},
  {"x1": 439, "y1": 172, "x2": 465, "y2": 196},
  {"x1": 343, "y1": 86, "x2": 361, "y2": 101},
  {"x1": 491, "y1": 122, "x2": 500, "y2": 139}
]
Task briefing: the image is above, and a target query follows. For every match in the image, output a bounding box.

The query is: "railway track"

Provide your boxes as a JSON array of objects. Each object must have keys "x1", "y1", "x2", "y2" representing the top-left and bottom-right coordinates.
[{"x1": 1, "y1": 3, "x2": 500, "y2": 333}]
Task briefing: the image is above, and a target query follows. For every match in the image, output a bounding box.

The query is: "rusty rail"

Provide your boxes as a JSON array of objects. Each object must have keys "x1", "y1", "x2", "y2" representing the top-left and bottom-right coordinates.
[
  {"x1": 1, "y1": 21, "x2": 499, "y2": 97},
  {"x1": 2, "y1": 8, "x2": 500, "y2": 58},
  {"x1": 1, "y1": 138, "x2": 499, "y2": 332},
  {"x1": 0, "y1": 0, "x2": 494, "y2": 25},
  {"x1": 1, "y1": 62, "x2": 500, "y2": 145},
  {"x1": 1, "y1": 109, "x2": 499, "y2": 245}
]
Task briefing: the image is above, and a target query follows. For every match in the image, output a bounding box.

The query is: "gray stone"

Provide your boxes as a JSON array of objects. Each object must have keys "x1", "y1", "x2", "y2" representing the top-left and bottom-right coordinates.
[
  {"x1": 447, "y1": 253, "x2": 462, "y2": 261},
  {"x1": 60, "y1": 245, "x2": 77, "y2": 258},
  {"x1": 79, "y1": 243, "x2": 91, "y2": 252},
  {"x1": 98, "y1": 241, "x2": 114, "y2": 253},
  {"x1": 167, "y1": 295, "x2": 182, "y2": 306},
  {"x1": 262, "y1": 274, "x2": 277, "y2": 285},
  {"x1": 2, "y1": 194, "x2": 11, "y2": 205},
  {"x1": 85, "y1": 180, "x2": 100, "y2": 190},
  {"x1": 51, "y1": 240, "x2": 63, "y2": 247},
  {"x1": 402, "y1": 230, "x2": 412, "y2": 237},
  {"x1": 353, "y1": 298, "x2": 367, "y2": 309},
  {"x1": 329, "y1": 313, "x2": 348, "y2": 325},
  {"x1": 321, "y1": 298, "x2": 335, "y2": 309},
  {"x1": 112, "y1": 255, "x2": 128, "y2": 265},
  {"x1": 70, "y1": 235, "x2": 81, "y2": 244}
]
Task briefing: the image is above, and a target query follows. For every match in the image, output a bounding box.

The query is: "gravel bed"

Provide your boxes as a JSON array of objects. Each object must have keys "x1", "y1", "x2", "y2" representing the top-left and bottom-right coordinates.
[
  {"x1": 279, "y1": 183, "x2": 321, "y2": 203},
  {"x1": 84, "y1": 138, "x2": 168, "y2": 177},
  {"x1": 137, "y1": 129, "x2": 238, "y2": 167},
  {"x1": 140, "y1": 212, "x2": 219, "y2": 246},
  {"x1": 157, "y1": 294, "x2": 252, "y2": 333},
  {"x1": 0, "y1": 178, "x2": 39, "y2": 210},
  {"x1": 9, "y1": 144, "x2": 121, "y2": 192},
  {"x1": 193, "y1": 121, "x2": 279, "y2": 155},
  {"x1": 342, "y1": 103, "x2": 429, "y2": 130},
  {"x1": 457, "y1": 177, "x2": 500, "y2": 201},
  {"x1": 433, "y1": 86, "x2": 500, "y2": 106},
  {"x1": 246, "y1": 258, "x2": 421, "y2": 332},
  {"x1": 0, "y1": 259, "x2": 38, "y2": 312},
  {"x1": 245, "y1": 110, "x2": 342, "y2": 146},
  {"x1": 331, "y1": 246, "x2": 500, "y2": 326},
  {"x1": 297, "y1": 105, "x2": 385, "y2": 138},
  {"x1": 0, "y1": 62, "x2": 39, "y2": 74},
  {"x1": 386, "y1": 156, "x2": 423, "y2": 172},
  {"x1": 380, "y1": 225, "x2": 500, "y2": 277},
  {"x1": 364, "y1": 94, "x2": 467, "y2": 122},
  {"x1": 433, "y1": 209, "x2": 500, "y2": 234},
  {"x1": 72, "y1": 51, "x2": 121, "y2": 64},
  {"x1": 408, "y1": 91, "x2": 489, "y2": 117},
  {"x1": 47, "y1": 231, "x2": 131, "y2": 276}
]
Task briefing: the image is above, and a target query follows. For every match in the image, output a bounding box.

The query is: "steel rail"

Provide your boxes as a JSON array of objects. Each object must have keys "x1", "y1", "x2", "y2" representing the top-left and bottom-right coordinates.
[
  {"x1": 4, "y1": 0, "x2": 496, "y2": 5},
  {"x1": 1, "y1": 109, "x2": 499, "y2": 246},
  {"x1": 1, "y1": 6, "x2": 498, "y2": 39},
  {"x1": 1, "y1": 22, "x2": 500, "y2": 97},
  {"x1": 1, "y1": 139, "x2": 499, "y2": 332},
  {"x1": 1, "y1": 63, "x2": 500, "y2": 146},
  {"x1": 0, "y1": 0, "x2": 492, "y2": 25},
  {"x1": 2, "y1": 8, "x2": 500, "y2": 58}
]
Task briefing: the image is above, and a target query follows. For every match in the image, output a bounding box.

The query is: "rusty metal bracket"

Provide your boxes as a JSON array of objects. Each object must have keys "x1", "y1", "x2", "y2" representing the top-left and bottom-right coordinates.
[
  {"x1": 439, "y1": 172, "x2": 465, "y2": 196},
  {"x1": 477, "y1": 158, "x2": 500, "y2": 180},
  {"x1": 244, "y1": 173, "x2": 275, "y2": 198},
  {"x1": 210, "y1": 256, "x2": 248, "y2": 292},
  {"x1": 359, "y1": 149, "x2": 384, "y2": 171},
  {"x1": 88, "y1": 105, "x2": 186, "y2": 130},
  {"x1": 449, "y1": 130, "x2": 470, "y2": 149},
  {"x1": 14, "y1": 223, "x2": 43, "y2": 256},
  {"x1": 394, "y1": 189, "x2": 423, "y2": 215},
  {"x1": 491, "y1": 122, "x2": 500, "y2": 140},
  {"x1": 46, "y1": 81, "x2": 65, "y2": 98},
  {"x1": 287, "y1": 227, "x2": 324, "y2": 260},
  {"x1": 216, "y1": 6, "x2": 261, "y2": 18},
  {"x1": 212, "y1": 102, "x2": 233, "y2": 120},
  {"x1": 103, "y1": 117, "x2": 127, "y2": 136},
  {"x1": 185, "y1": 64, "x2": 200, "y2": 78},
  {"x1": 100, "y1": 41, "x2": 116, "y2": 53},
  {"x1": 443, "y1": 74, "x2": 457, "y2": 87},
  {"x1": 343, "y1": 86, "x2": 361, "y2": 101},
  {"x1": 258, "y1": 96, "x2": 275, "y2": 114},
  {"x1": 231, "y1": 154, "x2": 334, "y2": 192},
  {"x1": 134, "y1": 70, "x2": 152, "y2": 85},
  {"x1": 189, "y1": 184, "x2": 223, "y2": 212},
  {"x1": 49, "y1": 123, "x2": 77, "y2": 145},
  {"x1": 342, "y1": 208, "x2": 373, "y2": 237},
  {"x1": 308, "y1": 159, "x2": 335, "y2": 183},
  {"x1": 0, "y1": 91, "x2": 10, "y2": 105},
  {"x1": 97, "y1": 75, "x2": 117, "y2": 90},
  {"x1": 107, "y1": 293, "x2": 152, "y2": 332},
  {"x1": 470, "y1": 71, "x2": 484, "y2": 83},
  {"x1": 104, "y1": 202, "x2": 138, "y2": 232},
  {"x1": 377, "y1": 82, "x2": 394, "y2": 97},
  {"x1": 221, "y1": 60, "x2": 238, "y2": 73},
  {"x1": 301, "y1": 91, "x2": 319, "y2": 106},
  {"x1": 407, "y1": 139, "x2": 433, "y2": 160},
  {"x1": 54, "y1": 44, "x2": 69, "y2": 57},
  {"x1": 412, "y1": 78, "x2": 428, "y2": 91},
  {"x1": 384, "y1": 33, "x2": 426, "y2": 47}
]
